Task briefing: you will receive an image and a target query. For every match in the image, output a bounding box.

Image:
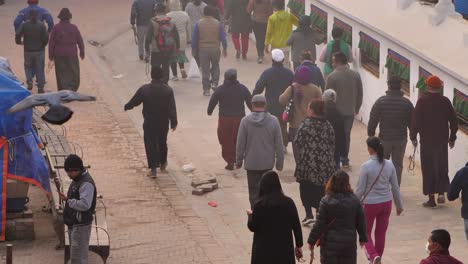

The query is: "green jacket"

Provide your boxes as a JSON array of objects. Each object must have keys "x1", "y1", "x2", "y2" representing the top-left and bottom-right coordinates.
[
  {"x1": 264, "y1": 10, "x2": 298, "y2": 48},
  {"x1": 324, "y1": 40, "x2": 349, "y2": 75}
]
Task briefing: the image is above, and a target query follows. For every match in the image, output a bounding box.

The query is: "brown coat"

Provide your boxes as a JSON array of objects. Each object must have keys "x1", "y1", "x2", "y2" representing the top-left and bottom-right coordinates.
[{"x1": 279, "y1": 83, "x2": 322, "y2": 128}]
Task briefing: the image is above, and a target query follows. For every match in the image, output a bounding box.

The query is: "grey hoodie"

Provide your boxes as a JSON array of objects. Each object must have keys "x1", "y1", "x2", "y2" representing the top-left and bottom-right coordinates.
[{"x1": 236, "y1": 111, "x2": 284, "y2": 171}]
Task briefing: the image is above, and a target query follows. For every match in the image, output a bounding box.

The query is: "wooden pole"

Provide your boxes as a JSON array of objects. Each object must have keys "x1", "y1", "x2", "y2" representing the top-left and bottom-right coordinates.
[{"x1": 6, "y1": 243, "x2": 13, "y2": 264}]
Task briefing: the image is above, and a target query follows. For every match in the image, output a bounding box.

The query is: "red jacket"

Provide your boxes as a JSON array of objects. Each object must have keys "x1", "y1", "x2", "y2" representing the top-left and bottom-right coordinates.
[{"x1": 420, "y1": 252, "x2": 464, "y2": 264}]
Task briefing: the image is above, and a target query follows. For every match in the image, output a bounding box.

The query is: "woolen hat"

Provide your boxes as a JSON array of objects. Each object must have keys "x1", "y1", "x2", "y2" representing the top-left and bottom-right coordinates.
[
  {"x1": 323, "y1": 89, "x2": 337, "y2": 102},
  {"x1": 224, "y1": 69, "x2": 237, "y2": 81},
  {"x1": 251, "y1": 94, "x2": 266, "y2": 104},
  {"x1": 151, "y1": 66, "x2": 164, "y2": 80},
  {"x1": 425, "y1": 75, "x2": 443, "y2": 89},
  {"x1": 64, "y1": 154, "x2": 84, "y2": 172},
  {"x1": 58, "y1": 8, "x2": 72, "y2": 20},
  {"x1": 271, "y1": 49, "x2": 284, "y2": 62},
  {"x1": 294, "y1": 66, "x2": 311, "y2": 85}
]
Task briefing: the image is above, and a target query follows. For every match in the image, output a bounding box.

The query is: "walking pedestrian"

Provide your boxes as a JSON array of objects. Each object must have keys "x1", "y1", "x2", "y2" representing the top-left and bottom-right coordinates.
[
  {"x1": 247, "y1": 171, "x2": 303, "y2": 264},
  {"x1": 236, "y1": 95, "x2": 284, "y2": 208},
  {"x1": 296, "y1": 51, "x2": 325, "y2": 90},
  {"x1": 48, "y1": 8, "x2": 84, "y2": 92},
  {"x1": 203, "y1": 0, "x2": 223, "y2": 20},
  {"x1": 307, "y1": 170, "x2": 367, "y2": 264},
  {"x1": 279, "y1": 65, "x2": 322, "y2": 161},
  {"x1": 286, "y1": 15, "x2": 323, "y2": 70},
  {"x1": 319, "y1": 27, "x2": 353, "y2": 78},
  {"x1": 167, "y1": 0, "x2": 191, "y2": 80},
  {"x1": 247, "y1": 0, "x2": 272, "y2": 64},
  {"x1": 323, "y1": 89, "x2": 346, "y2": 170},
  {"x1": 253, "y1": 49, "x2": 294, "y2": 152},
  {"x1": 192, "y1": 5, "x2": 228, "y2": 96},
  {"x1": 293, "y1": 99, "x2": 335, "y2": 225},
  {"x1": 207, "y1": 69, "x2": 252, "y2": 170},
  {"x1": 368, "y1": 76, "x2": 414, "y2": 185},
  {"x1": 145, "y1": 3, "x2": 180, "y2": 84},
  {"x1": 264, "y1": 0, "x2": 298, "y2": 69},
  {"x1": 325, "y1": 52, "x2": 363, "y2": 168},
  {"x1": 59, "y1": 155, "x2": 97, "y2": 264},
  {"x1": 225, "y1": 0, "x2": 251, "y2": 60},
  {"x1": 355, "y1": 136, "x2": 404, "y2": 264},
  {"x1": 124, "y1": 66, "x2": 178, "y2": 177},
  {"x1": 420, "y1": 229, "x2": 463, "y2": 264},
  {"x1": 448, "y1": 163, "x2": 468, "y2": 241},
  {"x1": 410, "y1": 75, "x2": 458, "y2": 208},
  {"x1": 131, "y1": 0, "x2": 158, "y2": 61},
  {"x1": 185, "y1": 0, "x2": 207, "y2": 32},
  {"x1": 14, "y1": 0, "x2": 54, "y2": 33},
  {"x1": 15, "y1": 9, "x2": 48, "y2": 93}
]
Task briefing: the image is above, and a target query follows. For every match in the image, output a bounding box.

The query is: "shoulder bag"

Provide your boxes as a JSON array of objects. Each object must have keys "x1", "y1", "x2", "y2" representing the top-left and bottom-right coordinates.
[{"x1": 360, "y1": 162, "x2": 386, "y2": 205}]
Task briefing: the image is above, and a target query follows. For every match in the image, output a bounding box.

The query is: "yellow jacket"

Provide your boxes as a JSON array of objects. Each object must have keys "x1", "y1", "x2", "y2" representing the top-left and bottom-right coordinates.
[{"x1": 264, "y1": 10, "x2": 298, "y2": 48}]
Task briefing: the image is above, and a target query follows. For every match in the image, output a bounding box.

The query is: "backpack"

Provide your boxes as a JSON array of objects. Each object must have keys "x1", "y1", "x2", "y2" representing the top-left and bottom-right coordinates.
[{"x1": 155, "y1": 18, "x2": 177, "y2": 52}]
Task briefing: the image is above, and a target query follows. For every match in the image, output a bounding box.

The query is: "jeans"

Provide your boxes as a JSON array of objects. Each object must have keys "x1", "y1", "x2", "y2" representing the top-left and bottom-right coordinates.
[
  {"x1": 364, "y1": 201, "x2": 392, "y2": 260},
  {"x1": 136, "y1": 25, "x2": 148, "y2": 57},
  {"x1": 24, "y1": 51, "x2": 45, "y2": 91},
  {"x1": 247, "y1": 169, "x2": 269, "y2": 208},
  {"x1": 68, "y1": 224, "x2": 92, "y2": 264},
  {"x1": 341, "y1": 115, "x2": 354, "y2": 164},
  {"x1": 143, "y1": 123, "x2": 169, "y2": 169},
  {"x1": 231, "y1": 32, "x2": 249, "y2": 56},
  {"x1": 170, "y1": 62, "x2": 185, "y2": 77},
  {"x1": 150, "y1": 52, "x2": 172, "y2": 84},
  {"x1": 199, "y1": 47, "x2": 221, "y2": 91},
  {"x1": 382, "y1": 139, "x2": 407, "y2": 185},
  {"x1": 252, "y1": 21, "x2": 267, "y2": 58}
]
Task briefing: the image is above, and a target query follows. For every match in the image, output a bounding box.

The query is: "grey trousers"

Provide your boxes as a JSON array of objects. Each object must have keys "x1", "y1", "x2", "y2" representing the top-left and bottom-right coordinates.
[
  {"x1": 341, "y1": 115, "x2": 354, "y2": 164},
  {"x1": 246, "y1": 169, "x2": 269, "y2": 208},
  {"x1": 24, "y1": 50, "x2": 45, "y2": 91},
  {"x1": 68, "y1": 224, "x2": 91, "y2": 264},
  {"x1": 137, "y1": 25, "x2": 148, "y2": 57},
  {"x1": 382, "y1": 139, "x2": 407, "y2": 185},
  {"x1": 199, "y1": 47, "x2": 220, "y2": 91}
]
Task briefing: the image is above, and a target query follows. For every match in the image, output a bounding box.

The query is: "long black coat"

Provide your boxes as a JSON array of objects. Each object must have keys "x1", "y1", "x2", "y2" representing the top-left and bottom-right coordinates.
[
  {"x1": 225, "y1": 0, "x2": 252, "y2": 33},
  {"x1": 324, "y1": 101, "x2": 346, "y2": 161},
  {"x1": 248, "y1": 197, "x2": 303, "y2": 264},
  {"x1": 307, "y1": 193, "x2": 367, "y2": 264}
]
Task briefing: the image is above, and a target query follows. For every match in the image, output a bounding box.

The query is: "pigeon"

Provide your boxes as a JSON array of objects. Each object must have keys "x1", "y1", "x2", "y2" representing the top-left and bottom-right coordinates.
[{"x1": 7, "y1": 91, "x2": 96, "y2": 125}]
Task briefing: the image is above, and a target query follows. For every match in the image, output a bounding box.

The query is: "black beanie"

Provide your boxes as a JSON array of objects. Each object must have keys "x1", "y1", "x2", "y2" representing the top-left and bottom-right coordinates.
[
  {"x1": 64, "y1": 154, "x2": 84, "y2": 171},
  {"x1": 151, "y1": 66, "x2": 164, "y2": 80}
]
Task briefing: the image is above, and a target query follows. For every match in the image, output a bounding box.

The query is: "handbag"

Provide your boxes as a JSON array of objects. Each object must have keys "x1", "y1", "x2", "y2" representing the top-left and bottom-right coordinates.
[
  {"x1": 282, "y1": 85, "x2": 295, "y2": 122},
  {"x1": 360, "y1": 162, "x2": 386, "y2": 205}
]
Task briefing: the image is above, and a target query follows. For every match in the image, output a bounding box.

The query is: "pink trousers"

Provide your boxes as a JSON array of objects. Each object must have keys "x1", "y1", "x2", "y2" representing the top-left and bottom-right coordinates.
[
  {"x1": 231, "y1": 33, "x2": 249, "y2": 55},
  {"x1": 364, "y1": 200, "x2": 392, "y2": 260}
]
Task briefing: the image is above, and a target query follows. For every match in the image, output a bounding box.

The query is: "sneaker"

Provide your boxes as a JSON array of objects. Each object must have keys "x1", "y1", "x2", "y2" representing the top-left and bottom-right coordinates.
[
  {"x1": 181, "y1": 69, "x2": 187, "y2": 79},
  {"x1": 423, "y1": 200, "x2": 437, "y2": 208},
  {"x1": 302, "y1": 217, "x2": 314, "y2": 226},
  {"x1": 372, "y1": 256, "x2": 381, "y2": 264},
  {"x1": 147, "y1": 168, "x2": 157, "y2": 178},
  {"x1": 160, "y1": 162, "x2": 168, "y2": 171},
  {"x1": 257, "y1": 57, "x2": 263, "y2": 64},
  {"x1": 236, "y1": 50, "x2": 240, "y2": 59},
  {"x1": 225, "y1": 164, "x2": 234, "y2": 171},
  {"x1": 203, "y1": 90, "x2": 211, "y2": 96},
  {"x1": 171, "y1": 76, "x2": 179, "y2": 81},
  {"x1": 139, "y1": 54, "x2": 144, "y2": 60},
  {"x1": 437, "y1": 195, "x2": 445, "y2": 204}
]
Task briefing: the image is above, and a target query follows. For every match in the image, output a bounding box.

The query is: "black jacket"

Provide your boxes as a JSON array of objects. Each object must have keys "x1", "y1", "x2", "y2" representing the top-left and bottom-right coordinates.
[
  {"x1": 125, "y1": 80, "x2": 178, "y2": 129},
  {"x1": 248, "y1": 196, "x2": 303, "y2": 264},
  {"x1": 207, "y1": 80, "x2": 252, "y2": 117},
  {"x1": 130, "y1": 0, "x2": 157, "y2": 26},
  {"x1": 325, "y1": 101, "x2": 346, "y2": 160},
  {"x1": 253, "y1": 63, "x2": 294, "y2": 116},
  {"x1": 368, "y1": 90, "x2": 414, "y2": 141},
  {"x1": 308, "y1": 193, "x2": 367, "y2": 263},
  {"x1": 63, "y1": 172, "x2": 97, "y2": 227},
  {"x1": 15, "y1": 20, "x2": 48, "y2": 52},
  {"x1": 448, "y1": 163, "x2": 468, "y2": 219}
]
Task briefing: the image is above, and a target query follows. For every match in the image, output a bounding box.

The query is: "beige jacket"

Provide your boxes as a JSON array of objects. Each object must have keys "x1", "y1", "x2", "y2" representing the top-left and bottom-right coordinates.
[{"x1": 279, "y1": 83, "x2": 322, "y2": 128}]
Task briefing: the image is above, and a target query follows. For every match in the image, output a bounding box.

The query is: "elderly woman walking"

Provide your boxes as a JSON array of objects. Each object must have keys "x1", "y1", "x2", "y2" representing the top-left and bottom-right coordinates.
[
  {"x1": 323, "y1": 89, "x2": 346, "y2": 169},
  {"x1": 247, "y1": 171, "x2": 303, "y2": 264},
  {"x1": 48, "y1": 8, "x2": 84, "y2": 91},
  {"x1": 308, "y1": 170, "x2": 367, "y2": 264},
  {"x1": 293, "y1": 99, "x2": 335, "y2": 225},
  {"x1": 355, "y1": 136, "x2": 404, "y2": 264},
  {"x1": 279, "y1": 65, "x2": 322, "y2": 162},
  {"x1": 168, "y1": 0, "x2": 191, "y2": 80}
]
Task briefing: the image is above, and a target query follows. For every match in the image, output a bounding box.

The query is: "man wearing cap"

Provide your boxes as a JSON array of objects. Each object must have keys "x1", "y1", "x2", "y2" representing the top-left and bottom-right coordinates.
[
  {"x1": 124, "y1": 66, "x2": 178, "y2": 177},
  {"x1": 14, "y1": 0, "x2": 54, "y2": 33},
  {"x1": 59, "y1": 154, "x2": 97, "y2": 264},
  {"x1": 253, "y1": 49, "x2": 294, "y2": 152},
  {"x1": 410, "y1": 75, "x2": 458, "y2": 208},
  {"x1": 368, "y1": 76, "x2": 414, "y2": 185},
  {"x1": 207, "y1": 69, "x2": 252, "y2": 170},
  {"x1": 236, "y1": 94, "x2": 284, "y2": 208}
]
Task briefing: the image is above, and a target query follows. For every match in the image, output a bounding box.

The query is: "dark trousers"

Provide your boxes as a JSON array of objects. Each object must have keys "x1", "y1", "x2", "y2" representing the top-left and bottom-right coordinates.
[
  {"x1": 143, "y1": 123, "x2": 169, "y2": 169},
  {"x1": 170, "y1": 62, "x2": 185, "y2": 77},
  {"x1": 247, "y1": 169, "x2": 269, "y2": 208},
  {"x1": 55, "y1": 55, "x2": 80, "y2": 91},
  {"x1": 217, "y1": 116, "x2": 242, "y2": 164},
  {"x1": 24, "y1": 50, "x2": 45, "y2": 91},
  {"x1": 151, "y1": 52, "x2": 171, "y2": 84},
  {"x1": 382, "y1": 139, "x2": 407, "y2": 185},
  {"x1": 274, "y1": 114, "x2": 288, "y2": 147},
  {"x1": 341, "y1": 115, "x2": 354, "y2": 164},
  {"x1": 252, "y1": 21, "x2": 267, "y2": 58}
]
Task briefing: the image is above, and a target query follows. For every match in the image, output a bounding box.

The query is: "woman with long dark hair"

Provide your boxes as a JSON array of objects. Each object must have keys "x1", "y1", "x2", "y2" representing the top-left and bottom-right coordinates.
[
  {"x1": 355, "y1": 136, "x2": 404, "y2": 264},
  {"x1": 247, "y1": 171, "x2": 303, "y2": 264},
  {"x1": 293, "y1": 99, "x2": 335, "y2": 225},
  {"x1": 318, "y1": 27, "x2": 353, "y2": 77},
  {"x1": 308, "y1": 170, "x2": 367, "y2": 264}
]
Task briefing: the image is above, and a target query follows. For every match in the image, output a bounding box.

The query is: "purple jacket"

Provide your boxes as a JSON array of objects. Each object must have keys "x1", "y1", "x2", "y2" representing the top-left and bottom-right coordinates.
[{"x1": 48, "y1": 21, "x2": 84, "y2": 60}]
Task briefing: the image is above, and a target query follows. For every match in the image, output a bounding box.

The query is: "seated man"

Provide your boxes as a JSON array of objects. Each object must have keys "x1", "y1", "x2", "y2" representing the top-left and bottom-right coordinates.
[{"x1": 419, "y1": 229, "x2": 463, "y2": 264}]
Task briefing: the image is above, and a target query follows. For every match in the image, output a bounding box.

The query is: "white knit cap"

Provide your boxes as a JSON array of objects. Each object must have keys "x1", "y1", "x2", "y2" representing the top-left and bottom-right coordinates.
[
  {"x1": 323, "y1": 89, "x2": 337, "y2": 102},
  {"x1": 271, "y1": 49, "x2": 284, "y2": 62}
]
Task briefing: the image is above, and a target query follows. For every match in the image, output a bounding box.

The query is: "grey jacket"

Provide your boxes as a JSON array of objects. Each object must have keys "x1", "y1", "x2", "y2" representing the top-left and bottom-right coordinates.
[
  {"x1": 236, "y1": 111, "x2": 284, "y2": 171},
  {"x1": 325, "y1": 65, "x2": 363, "y2": 116},
  {"x1": 286, "y1": 31, "x2": 322, "y2": 63},
  {"x1": 131, "y1": 0, "x2": 157, "y2": 26}
]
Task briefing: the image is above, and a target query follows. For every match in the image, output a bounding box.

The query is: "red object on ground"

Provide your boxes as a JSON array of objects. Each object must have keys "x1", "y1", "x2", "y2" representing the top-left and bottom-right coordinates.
[{"x1": 208, "y1": 201, "x2": 218, "y2": 207}]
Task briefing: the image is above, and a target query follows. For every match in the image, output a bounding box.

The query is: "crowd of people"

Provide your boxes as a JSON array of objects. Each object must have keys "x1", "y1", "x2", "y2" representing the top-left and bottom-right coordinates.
[{"x1": 11, "y1": 0, "x2": 467, "y2": 263}]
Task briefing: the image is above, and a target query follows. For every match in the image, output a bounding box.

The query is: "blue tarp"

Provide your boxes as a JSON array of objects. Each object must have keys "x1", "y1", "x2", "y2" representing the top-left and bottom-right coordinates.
[{"x1": 0, "y1": 69, "x2": 50, "y2": 241}]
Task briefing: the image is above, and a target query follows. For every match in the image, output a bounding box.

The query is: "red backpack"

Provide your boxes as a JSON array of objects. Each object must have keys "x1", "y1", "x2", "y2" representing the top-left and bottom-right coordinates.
[{"x1": 155, "y1": 17, "x2": 177, "y2": 52}]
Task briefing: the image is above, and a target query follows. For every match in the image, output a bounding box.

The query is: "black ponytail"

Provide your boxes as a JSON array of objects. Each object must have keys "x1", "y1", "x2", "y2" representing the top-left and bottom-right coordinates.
[{"x1": 366, "y1": 136, "x2": 384, "y2": 163}]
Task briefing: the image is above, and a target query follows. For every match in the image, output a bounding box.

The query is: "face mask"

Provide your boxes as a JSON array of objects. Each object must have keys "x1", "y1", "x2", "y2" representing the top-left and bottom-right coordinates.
[{"x1": 425, "y1": 242, "x2": 430, "y2": 253}]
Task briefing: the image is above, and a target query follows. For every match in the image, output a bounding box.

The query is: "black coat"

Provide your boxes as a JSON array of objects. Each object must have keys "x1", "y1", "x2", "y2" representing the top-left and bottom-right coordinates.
[
  {"x1": 248, "y1": 197, "x2": 303, "y2": 264},
  {"x1": 225, "y1": 0, "x2": 252, "y2": 33},
  {"x1": 307, "y1": 193, "x2": 367, "y2": 264},
  {"x1": 207, "y1": 80, "x2": 252, "y2": 116},
  {"x1": 324, "y1": 101, "x2": 346, "y2": 160},
  {"x1": 448, "y1": 164, "x2": 468, "y2": 219}
]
